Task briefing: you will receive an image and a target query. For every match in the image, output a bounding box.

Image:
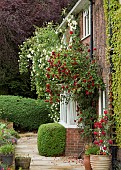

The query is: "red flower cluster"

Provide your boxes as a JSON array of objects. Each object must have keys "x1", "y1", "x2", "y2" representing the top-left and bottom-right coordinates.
[
  {"x1": 44, "y1": 37, "x2": 105, "y2": 107},
  {"x1": 44, "y1": 35, "x2": 105, "y2": 141},
  {"x1": 93, "y1": 110, "x2": 113, "y2": 155},
  {"x1": 69, "y1": 30, "x2": 73, "y2": 34}
]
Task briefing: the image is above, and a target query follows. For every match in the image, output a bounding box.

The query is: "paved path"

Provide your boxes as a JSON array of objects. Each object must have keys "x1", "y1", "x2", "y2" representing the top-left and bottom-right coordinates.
[{"x1": 15, "y1": 133, "x2": 85, "y2": 170}]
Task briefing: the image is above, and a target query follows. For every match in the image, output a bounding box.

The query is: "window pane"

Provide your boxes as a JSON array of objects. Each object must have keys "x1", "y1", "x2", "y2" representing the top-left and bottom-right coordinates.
[
  {"x1": 82, "y1": 6, "x2": 90, "y2": 38},
  {"x1": 85, "y1": 17, "x2": 86, "y2": 36},
  {"x1": 87, "y1": 14, "x2": 89, "y2": 35}
]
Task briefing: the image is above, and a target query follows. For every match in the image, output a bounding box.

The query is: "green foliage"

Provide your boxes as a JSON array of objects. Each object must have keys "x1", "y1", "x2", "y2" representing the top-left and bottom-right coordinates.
[
  {"x1": 8, "y1": 128, "x2": 20, "y2": 139},
  {"x1": 7, "y1": 73, "x2": 37, "y2": 99},
  {"x1": 37, "y1": 123, "x2": 66, "y2": 156},
  {"x1": 19, "y1": 23, "x2": 61, "y2": 121},
  {"x1": 103, "y1": 0, "x2": 121, "y2": 147},
  {"x1": 112, "y1": 7, "x2": 121, "y2": 148},
  {"x1": 0, "y1": 143, "x2": 15, "y2": 155},
  {"x1": 0, "y1": 95, "x2": 53, "y2": 131},
  {"x1": 19, "y1": 15, "x2": 105, "y2": 128},
  {"x1": 85, "y1": 145, "x2": 100, "y2": 155},
  {"x1": 0, "y1": 122, "x2": 20, "y2": 145},
  {"x1": 19, "y1": 23, "x2": 60, "y2": 98}
]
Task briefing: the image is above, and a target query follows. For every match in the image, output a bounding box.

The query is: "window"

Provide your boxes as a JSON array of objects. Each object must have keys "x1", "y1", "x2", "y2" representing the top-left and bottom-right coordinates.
[
  {"x1": 60, "y1": 91, "x2": 77, "y2": 127},
  {"x1": 99, "y1": 90, "x2": 106, "y2": 116},
  {"x1": 83, "y1": 6, "x2": 90, "y2": 38}
]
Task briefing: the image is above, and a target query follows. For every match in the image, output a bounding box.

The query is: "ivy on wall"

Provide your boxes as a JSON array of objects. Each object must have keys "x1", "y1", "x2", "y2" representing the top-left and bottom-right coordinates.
[{"x1": 103, "y1": 0, "x2": 121, "y2": 147}]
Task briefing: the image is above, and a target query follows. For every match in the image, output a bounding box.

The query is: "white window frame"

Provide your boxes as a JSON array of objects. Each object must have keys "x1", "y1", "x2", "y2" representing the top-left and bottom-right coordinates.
[
  {"x1": 59, "y1": 91, "x2": 77, "y2": 128},
  {"x1": 99, "y1": 89, "x2": 106, "y2": 116},
  {"x1": 82, "y1": 5, "x2": 91, "y2": 39}
]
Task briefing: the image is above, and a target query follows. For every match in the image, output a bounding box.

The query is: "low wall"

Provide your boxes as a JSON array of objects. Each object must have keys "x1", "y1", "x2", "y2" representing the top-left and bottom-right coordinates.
[{"x1": 65, "y1": 128, "x2": 84, "y2": 157}]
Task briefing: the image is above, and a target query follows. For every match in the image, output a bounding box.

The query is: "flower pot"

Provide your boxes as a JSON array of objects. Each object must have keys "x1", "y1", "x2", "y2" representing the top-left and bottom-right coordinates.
[
  {"x1": 1, "y1": 154, "x2": 14, "y2": 166},
  {"x1": 90, "y1": 155, "x2": 111, "y2": 170},
  {"x1": 15, "y1": 156, "x2": 31, "y2": 170},
  {"x1": 83, "y1": 155, "x2": 92, "y2": 170}
]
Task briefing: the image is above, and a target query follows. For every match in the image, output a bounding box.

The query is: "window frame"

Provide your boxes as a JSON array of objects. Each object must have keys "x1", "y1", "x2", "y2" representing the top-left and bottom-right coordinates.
[
  {"x1": 82, "y1": 5, "x2": 91, "y2": 39},
  {"x1": 60, "y1": 91, "x2": 77, "y2": 128},
  {"x1": 99, "y1": 89, "x2": 106, "y2": 116}
]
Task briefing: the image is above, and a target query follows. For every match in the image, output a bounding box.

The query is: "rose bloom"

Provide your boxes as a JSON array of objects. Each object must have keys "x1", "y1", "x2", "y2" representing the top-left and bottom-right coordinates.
[
  {"x1": 70, "y1": 30, "x2": 73, "y2": 34},
  {"x1": 93, "y1": 131, "x2": 98, "y2": 135},
  {"x1": 103, "y1": 146, "x2": 107, "y2": 150},
  {"x1": 99, "y1": 139, "x2": 103, "y2": 143},
  {"x1": 94, "y1": 140, "x2": 99, "y2": 145},
  {"x1": 108, "y1": 140, "x2": 113, "y2": 144},
  {"x1": 104, "y1": 110, "x2": 108, "y2": 114}
]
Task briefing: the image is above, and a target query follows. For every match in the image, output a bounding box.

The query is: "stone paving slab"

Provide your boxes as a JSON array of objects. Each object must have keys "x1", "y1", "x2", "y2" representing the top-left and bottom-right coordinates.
[
  {"x1": 30, "y1": 166, "x2": 84, "y2": 170},
  {"x1": 15, "y1": 133, "x2": 85, "y2": 170}
]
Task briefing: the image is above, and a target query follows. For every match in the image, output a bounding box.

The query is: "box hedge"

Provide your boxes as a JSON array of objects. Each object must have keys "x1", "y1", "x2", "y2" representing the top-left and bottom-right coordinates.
[
  {"x1": 0, "y1": 95, "x2": 53, "y2": 131},
  {"x1": 37, "y1": 123, "x2": 66, "y2": 156}
]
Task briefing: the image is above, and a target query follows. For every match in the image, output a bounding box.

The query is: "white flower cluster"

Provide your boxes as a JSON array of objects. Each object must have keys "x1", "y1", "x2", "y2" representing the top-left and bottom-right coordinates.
[
  {"x1": 59, "y1": 14, "x2": 78, "y2": 48},
  {"x1": 67, "y1": 16, "x2": 77, "y2": 31}
]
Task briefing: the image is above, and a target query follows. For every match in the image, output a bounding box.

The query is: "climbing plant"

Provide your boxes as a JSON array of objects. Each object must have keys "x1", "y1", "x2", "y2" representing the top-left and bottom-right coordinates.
[
  {"x1": 19, "y1": 14, "x2": 105, "y2": 136},
  {"x1": 19, "y1": 23, "x2": 60, "y2": 98},
  {"x1": 103, "y1": 0, "x2": 121, "y2": 147}
]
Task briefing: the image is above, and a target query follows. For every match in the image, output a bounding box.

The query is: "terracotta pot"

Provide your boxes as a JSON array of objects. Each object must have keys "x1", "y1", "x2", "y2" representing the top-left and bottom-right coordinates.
[
  {"x1": 83, "y1": 155, "x2": 92, "y2": 170},
  {"x1": 90, "y1": 155, "x2": 111, "y2": 170}
]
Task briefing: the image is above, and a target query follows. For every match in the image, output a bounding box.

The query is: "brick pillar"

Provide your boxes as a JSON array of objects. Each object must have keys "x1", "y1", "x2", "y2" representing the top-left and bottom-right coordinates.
[
  {"x1": 65, "y1": 128, "x2": 84, "y2": 157},
  {"x1": 117, "y1": 148, "x2": 121, "y2": 162}
]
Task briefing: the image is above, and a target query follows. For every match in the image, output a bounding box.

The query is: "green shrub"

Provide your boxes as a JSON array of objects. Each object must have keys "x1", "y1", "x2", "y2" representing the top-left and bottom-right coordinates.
[
  {"x1": 37, "y1": 123, "x2": 66, "y2": 156},
  {"x1": 0, "y1": 95, "x2": 53, "y2": 131},
  {"x1": 7, "y1": 128, "x2": 20, "y2": 139}
]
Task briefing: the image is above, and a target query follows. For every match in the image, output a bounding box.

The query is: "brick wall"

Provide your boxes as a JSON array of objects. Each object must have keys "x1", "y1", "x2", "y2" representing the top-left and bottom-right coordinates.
[
  {"x1": 65, "y1": 128, "x2": 84, "y2": 157},
  {"x1": 93, "y1": 0, "x2": 109, "y2": 86},
  {"x1": 117, "y1": 148, "x2": 121, "y2": 161}
]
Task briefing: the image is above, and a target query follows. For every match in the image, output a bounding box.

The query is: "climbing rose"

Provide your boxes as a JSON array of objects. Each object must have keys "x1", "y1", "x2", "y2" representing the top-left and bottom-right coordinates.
[
  {"x1": 99, "y1": 139, "x2": 103, "y2": 143},
  {"x1": 70, "y1": 30, "x2": 73, "y2": 34},
  {"x1": 93, "y1": 131, "x2": 98, "y2": 135},
  {"x1": 88, "y1": 49, "x2": 91, "y2": 52},
  {"x1": 104, "y1": 110, "x2": 108, "y2": 114},
  {"x1": 108, "y1": 140, "x2": 113, "y2": 144},
  {"x1": 103, "y1": 146, "x2": 107, "y2": 150},
  {"x1": 94, "y1": 140, "x2": 99, "y2": 145},
  {"x1": 93, "y1": 47, "x2": 97, "y2": 50}
]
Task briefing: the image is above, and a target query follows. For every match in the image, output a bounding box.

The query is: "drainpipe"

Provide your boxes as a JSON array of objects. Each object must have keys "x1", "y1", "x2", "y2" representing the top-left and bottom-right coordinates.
[{"x1": 89, "y1": 0, "x2": 94, "y2": 60}]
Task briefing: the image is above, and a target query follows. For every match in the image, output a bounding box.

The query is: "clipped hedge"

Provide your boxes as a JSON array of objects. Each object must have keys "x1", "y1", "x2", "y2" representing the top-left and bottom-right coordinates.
[
  {"x1": 37, "y1": 123, "x2": 66, "y2": 156},
  {"x1": 0, "y1": 95, "x2": 53, "y2": 131}
]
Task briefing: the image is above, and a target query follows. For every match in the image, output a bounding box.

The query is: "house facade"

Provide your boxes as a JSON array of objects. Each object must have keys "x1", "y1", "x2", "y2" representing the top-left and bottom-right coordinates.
[{"x1": 58, "y1": 0, "x2": 111, "y2": 157}]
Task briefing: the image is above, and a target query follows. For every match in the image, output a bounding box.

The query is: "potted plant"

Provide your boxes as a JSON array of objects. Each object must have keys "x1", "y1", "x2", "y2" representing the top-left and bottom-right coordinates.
[
  {"x1": 0, "y1": 143, "x2": 15, "y2": 166},
  {"x1": 88, "y1": 110, "x2": 113, "y2": 170},
  {"x1": 15, "y1": 155, "x2": 31, "y2": 170},
  {"x1": 0, "y1": 122, "x2": 19, "y2": 146},
  {"x1": 83, "y1": 143, "x2": 93, "y2": 170}
]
